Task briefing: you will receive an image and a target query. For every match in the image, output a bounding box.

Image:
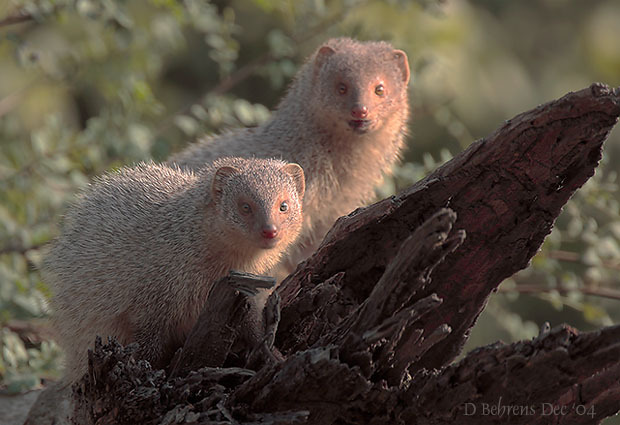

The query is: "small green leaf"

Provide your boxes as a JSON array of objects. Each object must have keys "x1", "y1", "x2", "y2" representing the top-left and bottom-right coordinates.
[
  {"x1": 174, "y1": 115, "x2": 198, "y2": 136},
  {"x1": 233, "y1": 99, "x2": 255, "y2": 126}
]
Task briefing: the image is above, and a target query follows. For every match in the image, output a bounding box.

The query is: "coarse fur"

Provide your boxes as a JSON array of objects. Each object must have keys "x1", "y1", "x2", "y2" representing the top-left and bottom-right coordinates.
[
  {"x1": 43, "y1": 158, "x2": 305, "y2": 383},
  {"x1": 168, "y1": 37, "x2": 410, "y2": 277}
]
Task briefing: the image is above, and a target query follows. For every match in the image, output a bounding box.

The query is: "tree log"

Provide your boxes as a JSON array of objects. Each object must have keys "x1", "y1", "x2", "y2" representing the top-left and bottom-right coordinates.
[
  {"x1": 168, "y1": 271, "x2": 279, "y2": 378},
  {"x1": 401, "y1": 323, "x2": 620, "y2": 424},
  {"x1": 72, "y1": 83, "x2": 620, "y2": 424},
  {"x1": 277, "y1": 83, "x2": 620, "y2": 376}
]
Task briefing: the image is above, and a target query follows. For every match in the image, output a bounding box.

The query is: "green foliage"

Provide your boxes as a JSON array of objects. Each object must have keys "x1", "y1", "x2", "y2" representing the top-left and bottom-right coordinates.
[
  {"x1": 0, "y1": 328, "x2": 62, "y2": 394},
  {"x1": 0, "y1": 1, "x2": 618, "y2": 409}
]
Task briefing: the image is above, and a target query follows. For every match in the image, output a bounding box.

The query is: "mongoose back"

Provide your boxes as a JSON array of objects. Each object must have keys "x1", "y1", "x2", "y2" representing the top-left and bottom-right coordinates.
[
  {"x1": 43, "y1": 158, "x2": 305, "y2": 383},
  {"x1": 168, "y1": 37, "x2": 410, "y2": 276}
]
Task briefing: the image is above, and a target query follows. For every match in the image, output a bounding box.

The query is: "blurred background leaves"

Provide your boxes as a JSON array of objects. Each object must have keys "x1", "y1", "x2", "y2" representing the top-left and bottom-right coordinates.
[{"x1": 0, "y1": 1, "x2": 618, "y2": 417}]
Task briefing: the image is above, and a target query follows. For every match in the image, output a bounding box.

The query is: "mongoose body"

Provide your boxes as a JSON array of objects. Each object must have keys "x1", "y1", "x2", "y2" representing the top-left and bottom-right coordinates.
[
  {"x1": 44, "y1": 158, "x2": 305, "y2": 383},
  {"x1": 168, "y1": 37, "x2": 410, "y2": 276}
]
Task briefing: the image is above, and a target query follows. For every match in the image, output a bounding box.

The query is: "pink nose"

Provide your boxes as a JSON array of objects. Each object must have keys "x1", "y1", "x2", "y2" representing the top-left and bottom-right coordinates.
[
  {"x1": 262, "y1": 224, "x2": 278, "y2": 239},
  {"x1": 351, "y1": 105, "x2": 368, "y2": 119}
]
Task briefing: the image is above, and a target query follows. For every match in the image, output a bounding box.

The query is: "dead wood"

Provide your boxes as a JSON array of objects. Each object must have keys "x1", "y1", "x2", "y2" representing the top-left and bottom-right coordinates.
[
  {"x1": 70, "y1": 83, "x2": 620, "y2": 425},
  {"x1": 168, "y1": 271, "x2": 278, "y2": 378},
  {"x1": 277, "y1": 83, "x2": 620, "y2": 377},
  {"x1": 400, "y1": 324, "x2": 620, "y2": 424}
]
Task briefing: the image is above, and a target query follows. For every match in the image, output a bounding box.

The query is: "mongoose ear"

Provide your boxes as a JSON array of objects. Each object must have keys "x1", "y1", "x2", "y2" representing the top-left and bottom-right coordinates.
[
  {"x1": 314, "y1": 45, "x2": 336, "y2": 74},
  {"x1": 212, "y1": 166, "x2": 239, "y2": 201},
  {"x1": 281, "y1": 163, "x2": 305, "y2": 199},
  {"x1": 392, "y1": 49, "x2": 410, "y2": 84}
]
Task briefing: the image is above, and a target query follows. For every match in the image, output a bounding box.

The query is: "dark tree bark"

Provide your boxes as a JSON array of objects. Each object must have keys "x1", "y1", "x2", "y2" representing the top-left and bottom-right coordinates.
[
  {"x1": 71, "y1": 83, "x2": 620, "y2": 425},
  {"x1": 168, "y1": 271, "x2": 279, "y2": 378}
]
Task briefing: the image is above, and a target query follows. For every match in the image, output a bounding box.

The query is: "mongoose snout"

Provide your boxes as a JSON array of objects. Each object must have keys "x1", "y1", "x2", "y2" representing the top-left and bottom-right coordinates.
[
  {"x1": 349, "y1": 104, "x2": 370, "y2": 131},
  {"x1": 260, "y1": 227, "x2": 279, "y2": 249},
  {"x1": 351, "y1": 104, "x2": 368, "y2": 119},
  {"x1": 262, "y1": 224, "x2": 278, "y2": 239}
]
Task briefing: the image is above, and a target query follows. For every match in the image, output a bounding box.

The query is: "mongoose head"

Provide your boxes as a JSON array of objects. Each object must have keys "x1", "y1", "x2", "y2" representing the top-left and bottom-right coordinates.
[
  {"x1": 311, "y1": 38, "x2": 410, "y2": 135},
  {"x1": 211, "y1": 158, "x2": 305, "y2": 254}
]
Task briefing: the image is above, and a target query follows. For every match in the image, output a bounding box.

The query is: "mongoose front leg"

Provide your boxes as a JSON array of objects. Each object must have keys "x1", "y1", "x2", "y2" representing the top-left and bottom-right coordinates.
[{"x1": 133, "y1": 327, "x2": 170, "y2": 371}]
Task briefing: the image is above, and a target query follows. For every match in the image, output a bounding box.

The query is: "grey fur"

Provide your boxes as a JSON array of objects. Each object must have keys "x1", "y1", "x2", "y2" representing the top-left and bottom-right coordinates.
[
  {"x1": 168, "y1": 37, "x2": 410, "y2": 277},
  {"x1": 43, "y1": 158, "x2": 304, "y2": 383}
]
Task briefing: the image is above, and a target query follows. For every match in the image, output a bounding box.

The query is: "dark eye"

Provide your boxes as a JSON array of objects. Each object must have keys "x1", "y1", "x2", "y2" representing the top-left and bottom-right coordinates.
[
  {"x1": 240, "y1": 203, "x2": 252, "y2": 215},
  {"x1": 338, "y1": 83, "x2": 347, "y2": 95},
  {"x1": 375, "y1": 84, "x2": 385, "y2": 96},
  {"x1": 279, "y1": 201, "x2": 289, "y2": 212}
]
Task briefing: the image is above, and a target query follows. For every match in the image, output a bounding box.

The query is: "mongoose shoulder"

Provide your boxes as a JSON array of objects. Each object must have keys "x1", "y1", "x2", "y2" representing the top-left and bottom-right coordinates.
[
  {"x1": 168, "y1": 37, "x2": 410, "y2": 276},
  {"x1": 43, "y1": 157, "x2": 305, "y2": 383}
]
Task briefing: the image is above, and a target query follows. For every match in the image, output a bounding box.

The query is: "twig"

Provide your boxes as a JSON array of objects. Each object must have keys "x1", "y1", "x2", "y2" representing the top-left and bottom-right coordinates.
[
  {"x1": 152, "y1": 51, "x2": 276, "y2": 138},
  {"x1": 154, "y1": 4, "x2": 356, "y2": 138},
  {"x1": 0, "y1": 78, "x2": 42, "y2": 118},
  {"x1": 0, "y1": 10, "x2": 34, "y2": 28},
  {"x1": 499, "y1": 283, "x2": 620, "y2": 301},
  {"x1": 548, "y1": 249, "x2": 620, "y2": 271},
  {"x1": 211, "y1": 53, "x2": 275, "y2": 97},
  {"x1": 0, "y1": 241, "x2": 46, "y2": 256},
  {"x1": 0, "y1": 90, "x2": 22, "y2": 118},
  {"x1": 0, "y1": 4, "x2": 63, "y2": 29}
]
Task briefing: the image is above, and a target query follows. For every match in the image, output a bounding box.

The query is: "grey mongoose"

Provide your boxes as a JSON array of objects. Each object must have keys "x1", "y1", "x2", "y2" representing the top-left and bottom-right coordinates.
[
  {"x1": 168, "y1": 37, "x2": 410, "y2": 277},
  {"x1": 44, "y1": 157, "x2": 305, "y2": 383}
]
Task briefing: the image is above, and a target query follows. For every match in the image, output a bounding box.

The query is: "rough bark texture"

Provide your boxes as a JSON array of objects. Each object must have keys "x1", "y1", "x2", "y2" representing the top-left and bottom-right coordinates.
[
  {"x1": 276, "y1": 83, "x2": 620, "y2": 376},
  {"x1": 67, "y1": 83, "x2": 620, "y2": 425},
  {"x1": 168, "y1": 271, "x2": 279, "y2": 378}
]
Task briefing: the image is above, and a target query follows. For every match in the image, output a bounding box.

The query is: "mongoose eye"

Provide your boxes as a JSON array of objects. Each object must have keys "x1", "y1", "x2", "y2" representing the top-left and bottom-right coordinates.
[
  {"x1": 240, "y1": 203, "x2": 252, "y2": 215},
  {"x1": 374, "y1": 84, "x2": 385, "y2": 96},
  {"x1": 338, "y1": 83, "x2": 347, "y2": 95},
  {"x1": 279, "y1": 201, "x2": 289, "y2": 212}
]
